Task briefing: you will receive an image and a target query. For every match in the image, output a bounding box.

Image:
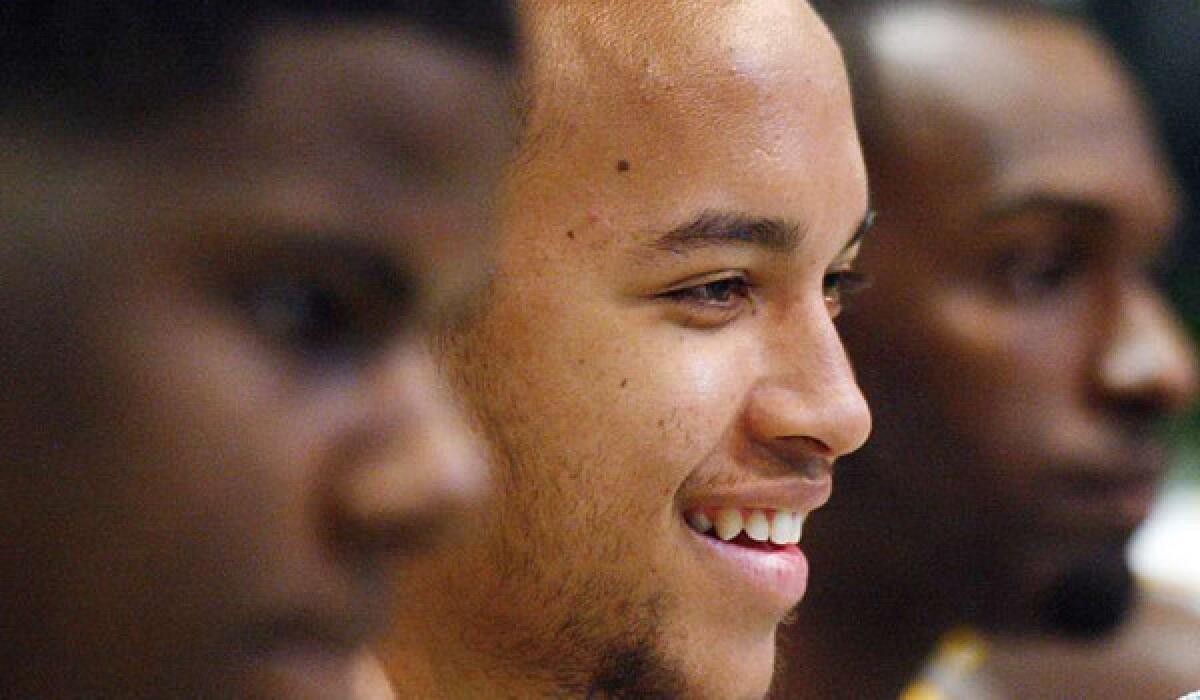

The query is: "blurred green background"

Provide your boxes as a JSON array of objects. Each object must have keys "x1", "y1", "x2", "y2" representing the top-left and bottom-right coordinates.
[{"x1": 1168, "y1": 271, "x2": 1200, "y2": 483}]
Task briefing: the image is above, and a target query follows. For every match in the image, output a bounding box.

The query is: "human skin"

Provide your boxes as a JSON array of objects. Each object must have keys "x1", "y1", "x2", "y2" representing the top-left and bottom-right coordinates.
[
  {"x1": 0, "y1": 23, "x2": 512, "y2": 699},
  {"x1": 775, "y1": 5, "x2": 1198, "y2": 699},
  {"x1": 382, "y1": 2, "x2": 872, "y2": 698}
]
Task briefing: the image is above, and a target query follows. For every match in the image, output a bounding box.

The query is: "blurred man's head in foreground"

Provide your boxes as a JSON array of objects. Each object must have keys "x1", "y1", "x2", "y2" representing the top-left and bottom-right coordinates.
[
  {"x1": 384, "y1": 1, "x2": 873, "y2": 697},
  {"x1": 0, "y1": 2, "x2": 516, "y2": 697},
  {"x1": 803, "y1": 0, "x2": 1197, "y2": 649}
]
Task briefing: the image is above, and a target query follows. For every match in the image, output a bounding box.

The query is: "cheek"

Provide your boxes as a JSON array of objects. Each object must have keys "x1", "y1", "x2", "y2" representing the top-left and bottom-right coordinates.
[
  {"x1": 642, "y1": 337, "x2": 753, "y2": 441},
  {"x1": 927, "y1": 305, "x2": 1087, "y2": 465},
  {"x1": 483, "y1": 308, "x2": 757, "y2": 495},
  {"x1": 105, "y1": 290, "x2": 331, "y2": 578}
]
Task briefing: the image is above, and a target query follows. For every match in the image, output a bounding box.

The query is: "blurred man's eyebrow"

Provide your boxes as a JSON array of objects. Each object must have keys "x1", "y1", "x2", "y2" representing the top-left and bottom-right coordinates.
[{"x1": 981, "y1": 193, "x2": 1111, "y2": 225}]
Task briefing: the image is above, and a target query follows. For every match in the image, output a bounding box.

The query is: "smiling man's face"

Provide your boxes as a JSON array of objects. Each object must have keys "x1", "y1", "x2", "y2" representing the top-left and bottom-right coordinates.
[{"x1": 388, "y1": 1, "x2": 871, "y2": 698}]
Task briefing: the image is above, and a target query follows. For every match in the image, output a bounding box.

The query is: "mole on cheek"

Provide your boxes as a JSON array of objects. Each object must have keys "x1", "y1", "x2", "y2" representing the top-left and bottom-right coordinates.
[{"x1": 616, "y1": 159, "x2": 631, "y2": 173}]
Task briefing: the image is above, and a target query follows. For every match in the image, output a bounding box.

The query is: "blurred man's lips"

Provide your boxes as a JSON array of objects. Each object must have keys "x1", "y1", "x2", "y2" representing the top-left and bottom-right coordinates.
[
  {"x1": 250, "y1": 643, "x2": 358, "y2": 699},
  {"x1": 237, "y1": 614, "x2": 376, "y2": 699},
  {"x1": 681, "y1": 479, "x2": 831, "y2": 613},
  {"x1": 1056, "y1": 471, "x2": 1161, "y2": 529},
  {"x1": 1051, "y1": 445, "x2": 1168, "y2": 531}
]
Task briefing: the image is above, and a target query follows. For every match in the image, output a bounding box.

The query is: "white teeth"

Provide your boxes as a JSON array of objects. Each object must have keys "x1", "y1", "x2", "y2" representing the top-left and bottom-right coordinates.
[
  {"x1": 769, "y1": 511, "x2": 795, "y2": 545},
  {"x1": 744, "y1": 510, "x2": 770, "y2": 542},
  {"x1": 694, "y1": 508, "x2": 807, "y2": 545},
  {"x1": 686, "y1": 511, "x2": 713, "y2": 534},
  {"x1": 714, "y1": 509, "x2": 743, "y2": 541}
]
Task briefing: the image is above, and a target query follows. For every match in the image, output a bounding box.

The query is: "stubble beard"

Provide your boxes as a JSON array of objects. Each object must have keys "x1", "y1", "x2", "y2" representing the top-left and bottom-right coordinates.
[
  {"x1": 1034, "y1": 544, "x2": 1135, "y2": 640},
  {"x1": 437, "y1": 327, "x2": 691, "y2": 699}
]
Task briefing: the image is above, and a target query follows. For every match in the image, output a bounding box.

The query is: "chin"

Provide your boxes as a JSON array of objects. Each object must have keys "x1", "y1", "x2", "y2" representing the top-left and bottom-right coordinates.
[
  {"x1": 1035, "y1": 550, "x2": 1136, "y2": 640},
  {"x1": 673, "y1": 628, "x2": 779, "y2": 700}
]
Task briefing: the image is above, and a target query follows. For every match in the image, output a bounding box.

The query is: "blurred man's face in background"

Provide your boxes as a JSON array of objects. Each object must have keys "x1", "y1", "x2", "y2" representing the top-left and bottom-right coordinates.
[
  {"x1": 389, "y1": 1, "x2": 871, "y2": 697},
  {"x1": 834, "y1": 5, "x2": 1198, "y2": 637},
  {"x1": 0, "y1": 23, "x2": 511, "y2": 699}
]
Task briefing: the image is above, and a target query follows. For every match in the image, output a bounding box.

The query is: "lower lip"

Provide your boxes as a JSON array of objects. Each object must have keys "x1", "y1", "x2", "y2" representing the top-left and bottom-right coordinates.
[
  {"x1": 243, "y1": 643, "x2": 364, "y2": 699},
  {"x1": 687, "y1": 526, "x2": 810, "y2": 613},
  {"x1": 1052, "y1": 479, "x2": 1161, "y2": 534},
  {"x1": 1106, "y1": 480, "x2": 1159, "y2": 527}
]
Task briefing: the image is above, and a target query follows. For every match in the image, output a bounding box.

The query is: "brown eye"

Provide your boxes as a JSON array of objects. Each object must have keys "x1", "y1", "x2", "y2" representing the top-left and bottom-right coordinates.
[
  {"x1": 991, "y1": 239, "x2": 1086, "y2": 303},
  {"x1": 823, "y1": 270, "x2": 870, "y2": 315},
  {"x1": 231, "y1": 242, "x2": 414, "y2": 365},
  {"x1": 659, "y1": 274, "x2": 754, "y2": 329},
  {"x1": 667, "y1": 277, "x2": 752, "y2": 305}
]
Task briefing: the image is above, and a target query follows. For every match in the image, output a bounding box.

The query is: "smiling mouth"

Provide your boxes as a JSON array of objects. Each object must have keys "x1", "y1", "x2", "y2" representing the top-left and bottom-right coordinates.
[
  {"x1": 685, "y1": 508, "x2": 806, "y2": 547},
  {"x1": 681, "y1": 506, "x2": 812, "y2": 612}
]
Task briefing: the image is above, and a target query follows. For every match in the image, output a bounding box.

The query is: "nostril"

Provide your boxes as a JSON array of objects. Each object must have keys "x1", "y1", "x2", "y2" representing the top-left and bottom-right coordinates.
[
  {"x1": 769, "y1": 438, "x2": 834, "y2": 480},
  {"x1": 790, "y1": 435, "x2": 832, "y2": 457}
]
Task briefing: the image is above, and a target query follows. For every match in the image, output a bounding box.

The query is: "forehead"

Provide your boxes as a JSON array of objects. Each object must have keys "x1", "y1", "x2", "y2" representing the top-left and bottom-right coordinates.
[
  {"x1": 217, "y1": 23, "x2": 509, "y2": 214},
  {"x1": 512, "y1": 0, "x2": 866, "y2": 245},
  {"x1": 867, "y1": 7, "x2": 1175, "y2": 222},
  {"x1": 0, "y1": 21, "x2": 512, "y2": 325}
]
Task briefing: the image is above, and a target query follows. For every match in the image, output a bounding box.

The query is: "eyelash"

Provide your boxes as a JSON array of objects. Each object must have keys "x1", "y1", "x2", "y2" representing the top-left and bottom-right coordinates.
[
  {"x1": 663, "y1": 275, "x2": 752, "y2": 305},
  {"x1": 660, "y1": 266, "x2": 871, "y2": 326}
]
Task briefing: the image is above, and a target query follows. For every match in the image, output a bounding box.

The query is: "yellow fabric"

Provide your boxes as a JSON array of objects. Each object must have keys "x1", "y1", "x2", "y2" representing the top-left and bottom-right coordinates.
[
  {"x1": 897, "y1": 627, "x2": 989, "y2": 700},
  {"x1": 898, "y1": 681, "x2": 942, "y2": 700}
]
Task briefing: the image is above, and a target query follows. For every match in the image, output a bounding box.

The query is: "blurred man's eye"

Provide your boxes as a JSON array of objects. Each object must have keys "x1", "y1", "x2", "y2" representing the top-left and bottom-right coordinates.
[
  {"x1": 989, "y1": 237, "x2": 1087, "y2": 304},
  {"x1": 231, "y1": 244, "x2": 413, "y2": 364}
]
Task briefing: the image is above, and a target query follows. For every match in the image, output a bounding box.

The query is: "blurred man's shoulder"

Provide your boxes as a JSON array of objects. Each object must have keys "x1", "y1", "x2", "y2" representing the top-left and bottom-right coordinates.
[{"x1": 978, "y1": 589, "x2": 1200, "y2": 699}]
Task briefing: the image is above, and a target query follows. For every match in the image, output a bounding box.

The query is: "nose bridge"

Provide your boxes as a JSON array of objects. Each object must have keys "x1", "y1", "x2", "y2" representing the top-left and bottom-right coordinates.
[
  {"x1": 1097, "y1": 282, "x2": 1199, "y2": 415},
  {"x1": 750, "y1": 306, "x2": 872, "y2": 458}
]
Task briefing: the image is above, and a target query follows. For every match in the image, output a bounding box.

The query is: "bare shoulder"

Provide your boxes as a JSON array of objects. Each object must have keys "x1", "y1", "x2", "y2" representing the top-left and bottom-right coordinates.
[{"x1": 978, "y1": 590, "x2": 1200, "y2": 699}]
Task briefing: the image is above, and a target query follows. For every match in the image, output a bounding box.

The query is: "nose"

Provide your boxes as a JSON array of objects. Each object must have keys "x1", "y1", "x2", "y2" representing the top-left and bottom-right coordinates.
[
  {"x1": 1095, "y1": 284, "x2": 1199, "y2": 420},
  {"x1": 332, "y1": 343, "x2": 488, "y2": 550},
  {"x1": 744, "y1": 311, "x2": 872, "y2": 461}
]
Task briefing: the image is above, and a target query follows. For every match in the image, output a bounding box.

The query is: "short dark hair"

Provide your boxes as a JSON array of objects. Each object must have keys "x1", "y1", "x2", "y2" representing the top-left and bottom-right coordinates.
[{"x1": 0, "y1": 1, "x2": 517, "y2": 131}]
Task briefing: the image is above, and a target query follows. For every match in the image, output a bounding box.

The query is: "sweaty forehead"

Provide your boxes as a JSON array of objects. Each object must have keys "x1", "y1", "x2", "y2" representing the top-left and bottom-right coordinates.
[{"x1": 519, "y1": 0, "x2": 849, "y2": 158}]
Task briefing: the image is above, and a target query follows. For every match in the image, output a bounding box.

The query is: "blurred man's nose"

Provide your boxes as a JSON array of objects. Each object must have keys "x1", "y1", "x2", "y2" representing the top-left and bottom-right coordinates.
[
  {"x1": 333, "y1": 343, "x2": 488, "y2": 551},
  {"x1": 1096, "y1": 284, "x2": 1199, "y2": 419}
]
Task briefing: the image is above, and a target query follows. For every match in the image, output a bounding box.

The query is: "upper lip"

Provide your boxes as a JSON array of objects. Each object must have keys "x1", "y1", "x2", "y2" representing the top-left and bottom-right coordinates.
[
  {"x1": 683, "y1": 475, "x2": 832, "y2": 515},
  {"x1": 235, "y1": 601, "x2": 379, "y2": 663},
  {"x1": 1053, "y1": 440, "x2": 1170, "y2": 488}
]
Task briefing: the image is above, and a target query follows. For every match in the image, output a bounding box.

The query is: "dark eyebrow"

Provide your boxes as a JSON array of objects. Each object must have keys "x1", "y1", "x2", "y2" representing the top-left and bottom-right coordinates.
[
  {"x1": 645, "y1": 210, "x2": 805, "y2": 255},
  {"x1": 641, "y1": 205, "x2": 875, "y2": 259}
]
